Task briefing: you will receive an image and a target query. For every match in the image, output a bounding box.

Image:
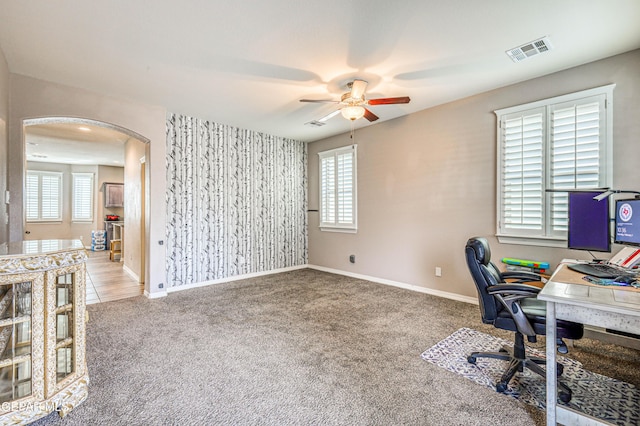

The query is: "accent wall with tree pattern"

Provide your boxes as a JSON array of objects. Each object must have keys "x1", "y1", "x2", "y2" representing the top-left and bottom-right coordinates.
[{"x1": 166, "y1": 113, "x2": 307, "y2": 287}]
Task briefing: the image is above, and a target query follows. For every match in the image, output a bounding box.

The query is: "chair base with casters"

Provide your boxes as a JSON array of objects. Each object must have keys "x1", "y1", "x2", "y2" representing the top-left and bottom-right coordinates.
[{"x1": 467, "y1": 331, "x2": 572, "y2": 403}]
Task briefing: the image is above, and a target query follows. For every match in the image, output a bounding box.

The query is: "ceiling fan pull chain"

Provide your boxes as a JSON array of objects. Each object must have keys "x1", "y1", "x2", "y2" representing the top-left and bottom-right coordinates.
[{"x1": 350, "y1": 120, "x2": 355, "y2": 142}]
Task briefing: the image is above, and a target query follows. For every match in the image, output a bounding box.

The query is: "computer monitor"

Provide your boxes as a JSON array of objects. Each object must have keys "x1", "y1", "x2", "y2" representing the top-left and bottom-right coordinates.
[
  {"x1": 567, "y1": 191, "x2": 611, "y2": 252},
  {"x1": 614, "y1": 198, "x2": 640, "y2": 246}
]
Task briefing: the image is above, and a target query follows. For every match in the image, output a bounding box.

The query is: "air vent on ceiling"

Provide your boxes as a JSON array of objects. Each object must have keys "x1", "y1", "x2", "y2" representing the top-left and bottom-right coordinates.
[
  {"x1": 305, "y1": 120, "x2": 326, "y2": 127},
  {"x1": 506, "y1": 37, "x2": 553, "y2": 63}
]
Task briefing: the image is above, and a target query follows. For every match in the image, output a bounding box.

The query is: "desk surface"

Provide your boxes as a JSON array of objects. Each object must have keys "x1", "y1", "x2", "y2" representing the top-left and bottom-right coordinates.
[{"x1": 539, "y1": 264, "x2": 640, "y2": 318}]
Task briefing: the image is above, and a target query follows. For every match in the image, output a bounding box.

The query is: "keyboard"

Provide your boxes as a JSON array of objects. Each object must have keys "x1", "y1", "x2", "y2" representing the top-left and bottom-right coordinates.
[{"x1": 567, "y1": 262, "x2": 630, "y2": 279}]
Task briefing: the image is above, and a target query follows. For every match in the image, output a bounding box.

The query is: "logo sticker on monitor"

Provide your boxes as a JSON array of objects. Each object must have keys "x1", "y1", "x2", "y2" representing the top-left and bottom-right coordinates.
[{"x1": 620, "y1": 203, "x2": 633, "y2": 222}]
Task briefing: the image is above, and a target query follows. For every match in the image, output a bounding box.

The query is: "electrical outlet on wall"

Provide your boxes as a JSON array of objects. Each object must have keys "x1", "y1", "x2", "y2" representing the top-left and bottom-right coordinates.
[{"x1": 435, "y1": 267, "x2": 442, "y2": 277}]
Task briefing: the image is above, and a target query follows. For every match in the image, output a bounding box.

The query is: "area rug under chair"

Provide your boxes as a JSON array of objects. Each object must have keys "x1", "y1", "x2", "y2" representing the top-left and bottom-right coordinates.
[{"x1": 421, "y1": 327, "x2": 639, "y2": 426}]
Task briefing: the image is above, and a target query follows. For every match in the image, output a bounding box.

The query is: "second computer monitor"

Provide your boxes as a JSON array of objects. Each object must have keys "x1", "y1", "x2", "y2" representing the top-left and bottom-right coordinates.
[
  {"x1": 567, "y1": 191, "x2": 611, "y2": 253},
  {"x1": 615, "y1": 198, "x2": 640, "y2": 246}
]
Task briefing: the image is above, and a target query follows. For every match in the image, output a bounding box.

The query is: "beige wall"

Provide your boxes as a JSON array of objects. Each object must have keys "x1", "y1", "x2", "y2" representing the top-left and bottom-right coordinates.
[
  {"x1": 123, "y1": 138, "x2": 146, "y2": 282},
  {"x1": 0, "y1": 47, "x2": 8, "y2": 245},
  {"x1": 307, "y1": 49, "x2": 640, "y2": 299},
  {"x1": 8, "y1": 74, "x2": 166, "y2": 295}
]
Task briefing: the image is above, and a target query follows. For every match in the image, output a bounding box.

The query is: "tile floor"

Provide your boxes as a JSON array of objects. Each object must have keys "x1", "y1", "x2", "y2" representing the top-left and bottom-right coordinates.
[{"x1": 85, "y1": 249, "x2": 144, "y2": 304}]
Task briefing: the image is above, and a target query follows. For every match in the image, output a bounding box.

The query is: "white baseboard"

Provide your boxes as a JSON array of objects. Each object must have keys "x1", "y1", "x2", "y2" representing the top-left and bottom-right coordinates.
[
  {"x1": 145, "y1": 289, "x2": 168, "y2": 299},
  {"x1": 308, "y1": 264, "x2": 478, "y2": 305},
  {"x1": 143, "y1": 264, "x2": 477, "y2": 305},
  {"x1": 122, "y1": 264, "x2": 140, "y2": 283},
  {"x1": 165, "y1": 264, "x2": 309, "y2": 294}
]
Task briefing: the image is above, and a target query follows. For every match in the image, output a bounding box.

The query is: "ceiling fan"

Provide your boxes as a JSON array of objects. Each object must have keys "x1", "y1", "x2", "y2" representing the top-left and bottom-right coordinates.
[{"x1": 301, "y1": 79, "x2": 410, "y2": 125}]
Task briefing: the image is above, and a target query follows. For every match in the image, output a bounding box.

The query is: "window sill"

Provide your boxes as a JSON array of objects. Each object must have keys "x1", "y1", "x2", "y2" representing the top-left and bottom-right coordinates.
[
  {"x1": 320, "y1": 226, "x2": 357, "y2": 234},
  {"x1": 496, "y1": 234, "x2": 566, "y2": 248},
  {"x1": 26, "y1": 220, "x2": 63, "y2": 224}
]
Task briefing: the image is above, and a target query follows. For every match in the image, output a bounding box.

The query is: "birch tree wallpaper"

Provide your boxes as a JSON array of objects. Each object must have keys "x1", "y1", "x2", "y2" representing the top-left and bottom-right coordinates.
[{"x1": 166, "y1": 113, "x2": 307, "y2": 287}]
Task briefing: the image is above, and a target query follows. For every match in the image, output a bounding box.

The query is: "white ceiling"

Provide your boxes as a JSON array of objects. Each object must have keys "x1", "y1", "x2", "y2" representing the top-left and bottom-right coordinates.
[
  {"x1": 1, "y1": 0, "x2": 640, "y2": 149},
  {"x1": 25, "y1": 123, "x2": 129, "y2": 166}
]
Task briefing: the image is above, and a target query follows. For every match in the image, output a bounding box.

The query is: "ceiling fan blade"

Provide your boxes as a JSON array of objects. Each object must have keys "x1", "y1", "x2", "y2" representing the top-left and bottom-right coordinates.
[
  {"x1": 318, "y1": 110, "x2": 341, "y2": 122},
  {"x1": 367, "y1": 96, "x2": 411, "y2": 105},
  {"x1": 363, "y1": 108, "x2": 379, "y2": 122},
  {"x1": 305, "y1": 109, "x2": 341, "y2": 127},
  {"x1": 300, "y1": 99, "x2": 339, "y2": 103},
  {"x1": 350, "y1": 79, "x2": 368, "y2": 100}
]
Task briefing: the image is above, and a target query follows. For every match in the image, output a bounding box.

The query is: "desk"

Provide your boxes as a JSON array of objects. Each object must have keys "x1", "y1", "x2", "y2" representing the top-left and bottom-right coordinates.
[{"x1": 538, "y1": 263, "x2": 640, "y2": 425}]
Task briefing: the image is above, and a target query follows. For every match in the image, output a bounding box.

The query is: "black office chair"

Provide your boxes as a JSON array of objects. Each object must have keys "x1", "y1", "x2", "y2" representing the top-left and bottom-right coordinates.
[
  {"x1": 465, "y1": 237, "x2": 583, "y2": 402},
  {"x1": 485, "y1": 249, "x2": 568, "y2": 354}
]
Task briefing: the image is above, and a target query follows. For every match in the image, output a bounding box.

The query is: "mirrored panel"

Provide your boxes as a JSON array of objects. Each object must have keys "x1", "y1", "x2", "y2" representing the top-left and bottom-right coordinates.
[
  {"x1": 56, "y1": 274, "x2": 74, "y2": 307},
  {"x1": 0, "y1": 359, "x2": 32, "y2": 403},
  {"x1": 0, "y1": 282, "x2": 32, "y2": 321},
  {"x1": 56, "y1": 347, "x2": 74, "y2": 382},
  {"x1": 56, "y1": 312, "x2": 73, "y2": 342}
]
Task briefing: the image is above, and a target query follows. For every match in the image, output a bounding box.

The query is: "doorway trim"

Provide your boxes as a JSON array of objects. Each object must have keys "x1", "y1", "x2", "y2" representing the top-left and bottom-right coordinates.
[{"x1": 23, "y1": 117, "x2": 150, "y2": 144}]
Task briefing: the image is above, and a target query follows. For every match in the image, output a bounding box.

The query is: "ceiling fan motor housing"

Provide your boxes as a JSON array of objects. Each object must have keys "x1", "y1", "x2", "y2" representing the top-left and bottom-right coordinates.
[
  {"x1": 301, "y1": 78, "x2": 408, "y2": 124},
  {"x1": 341, "y1": 92, "x2": 365, "y2": 105}
]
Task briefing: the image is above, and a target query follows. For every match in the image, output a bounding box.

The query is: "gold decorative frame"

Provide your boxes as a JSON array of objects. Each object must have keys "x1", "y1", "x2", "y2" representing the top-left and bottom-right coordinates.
[{"x1": 0, "y1": 245, "x2": 89, "y2": 424}]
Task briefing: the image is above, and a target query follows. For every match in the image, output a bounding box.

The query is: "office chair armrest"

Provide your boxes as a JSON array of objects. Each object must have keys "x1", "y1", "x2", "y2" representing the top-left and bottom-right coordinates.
[
  {"x1": 487, "y1": 283, "x2": 539, "y2": 337},
  {"x1": 486, "y1": 283, "x2": 541, "y2": 297},
  {"x1": 501, "y1": 271, "x2": 548, "y2": 284}
]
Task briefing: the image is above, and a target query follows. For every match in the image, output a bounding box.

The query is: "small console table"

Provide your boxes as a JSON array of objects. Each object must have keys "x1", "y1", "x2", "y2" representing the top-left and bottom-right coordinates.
[
  {"x1": 0, "y1": 239, "x2": 88, "y2": 424},
  {"x1": 104, "y1": 220, "x2": 124, "y2": 249}
]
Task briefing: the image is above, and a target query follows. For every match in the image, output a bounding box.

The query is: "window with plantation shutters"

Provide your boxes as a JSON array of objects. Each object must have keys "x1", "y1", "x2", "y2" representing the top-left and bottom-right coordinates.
[
  {"x1": 496, "y1": 85, "x2": 614, "y2": 246},
  {"x1": 501, "y1": 108, "x2": 545, "y2": 234},
  {"x1": 318, "y1": 145, "x2": 357, "y2": 232},
  {"x1": 72, "y1": 173, "x2": 94, "y2": 222},
  {"x1": 26, "y1": 171, "x2": 63, "y2": 222}
]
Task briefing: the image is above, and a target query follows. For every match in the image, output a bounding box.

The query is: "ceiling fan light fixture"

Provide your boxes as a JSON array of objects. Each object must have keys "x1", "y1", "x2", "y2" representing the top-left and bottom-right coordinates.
[{"x1": 341, "y1": 105, "x2": 365, "y2": 121}]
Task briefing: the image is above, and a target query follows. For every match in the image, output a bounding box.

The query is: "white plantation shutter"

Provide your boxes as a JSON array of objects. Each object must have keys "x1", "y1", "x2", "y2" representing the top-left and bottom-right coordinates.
[
  {"x1": 496, "y1": 85, "x2": 613, "y2": 244},
  {"x1": 336, "y1": 151, "x2": 353, "y2": 224},
  {"x1": 319, "y1": 145, "x2": 357, "y2": 231},
  {"x1": 549, "y1": 97, "x2": 604, "y2": 233},
  {"x1": 320, "y1": 155, "x2": 335, "y2": 224},
  {"x1": 501, "y1": 108, "x2": 544, "y2": 234},
  {"x1": 25, "y1": 173, "x2": 40, "y2": 221},
  {"x1": 26, "y1": 171, "x2": 62, "y2": 222},
  {"x1": 72, "y1": 173, "x2": 94, "y2": 221}
]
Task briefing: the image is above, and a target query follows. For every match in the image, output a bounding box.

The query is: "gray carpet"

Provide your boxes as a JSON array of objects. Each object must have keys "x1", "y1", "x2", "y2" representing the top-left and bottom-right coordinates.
[{"x1": 31, "y1": 269, "x2": 640, "y2": 425}]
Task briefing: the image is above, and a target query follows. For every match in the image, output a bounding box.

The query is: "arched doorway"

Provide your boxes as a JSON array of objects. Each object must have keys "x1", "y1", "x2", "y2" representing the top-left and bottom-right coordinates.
[{"x1": 21, "y1": 117, "x2": 150, "y2": 301}]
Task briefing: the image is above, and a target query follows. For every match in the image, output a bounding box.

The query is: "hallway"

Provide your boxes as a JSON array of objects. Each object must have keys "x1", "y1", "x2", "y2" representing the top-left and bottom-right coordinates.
[{"x1": 85, "y1": 249, "x2": 144, "y2": 304}]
